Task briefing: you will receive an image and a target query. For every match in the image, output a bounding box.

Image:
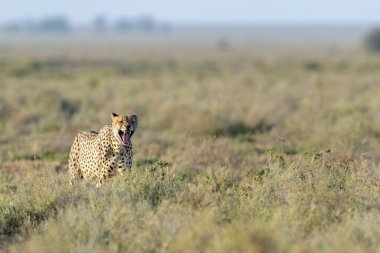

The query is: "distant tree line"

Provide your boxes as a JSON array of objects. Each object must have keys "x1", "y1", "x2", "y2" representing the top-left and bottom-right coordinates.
[
  {"x1": 94, "y1": 14, "x2": 171, "y2": 33},
  {"x1": 364, "y1": 28, "x2": 380, "y2": 53},
  {"x1": 3, "y1": 16, "x2": 69, "y2": 32},
  {"x1": 1, "y1": 15, "x2": 171, "y2": 33}
]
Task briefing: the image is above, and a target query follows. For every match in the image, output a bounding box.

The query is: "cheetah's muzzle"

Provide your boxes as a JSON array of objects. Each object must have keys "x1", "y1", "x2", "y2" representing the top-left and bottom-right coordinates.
[{"x1": 118, "y1": 130, "x2": 133, "y2": 144}]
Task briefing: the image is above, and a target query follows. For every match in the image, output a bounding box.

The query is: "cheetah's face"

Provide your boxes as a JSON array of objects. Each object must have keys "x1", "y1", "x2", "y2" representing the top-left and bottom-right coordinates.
[{"x1": 111, "y1": 113, "x2": 138, "y2": 145}]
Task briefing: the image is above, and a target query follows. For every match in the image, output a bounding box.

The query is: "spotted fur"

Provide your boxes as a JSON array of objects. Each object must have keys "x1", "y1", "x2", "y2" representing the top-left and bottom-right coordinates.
[{"x1": 68, "y1": 113, "x2": 138, "y2": 187}]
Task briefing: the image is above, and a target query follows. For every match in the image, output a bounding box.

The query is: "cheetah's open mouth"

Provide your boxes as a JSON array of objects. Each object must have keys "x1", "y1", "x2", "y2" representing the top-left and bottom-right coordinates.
[{"x1": 118, "y1": 130, "x2": 132, "y2": 144}]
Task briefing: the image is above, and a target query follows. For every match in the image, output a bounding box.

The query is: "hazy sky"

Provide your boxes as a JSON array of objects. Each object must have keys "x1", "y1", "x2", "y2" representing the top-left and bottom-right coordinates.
[{"x1": 0, "y1": 0, "x2": 380, "y2": 24}]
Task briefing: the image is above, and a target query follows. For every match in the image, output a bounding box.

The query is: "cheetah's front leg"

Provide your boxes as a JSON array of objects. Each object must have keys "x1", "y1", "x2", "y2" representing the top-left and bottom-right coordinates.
[
  {"x1": 117, "y1": 146, "x2": 133, "y2": 174},
  {"x1": 96, "y1": 156, "x2": 118, "y2": 187}
]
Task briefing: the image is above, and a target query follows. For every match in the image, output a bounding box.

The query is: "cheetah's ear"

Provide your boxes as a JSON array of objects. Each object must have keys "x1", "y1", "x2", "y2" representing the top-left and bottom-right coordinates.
[
  {"x1": 130, "y1": 114, "x2": 138, "y2": 128},
  {"x1": 111, "y1": 112, "x2": 119, "y2": 118}
]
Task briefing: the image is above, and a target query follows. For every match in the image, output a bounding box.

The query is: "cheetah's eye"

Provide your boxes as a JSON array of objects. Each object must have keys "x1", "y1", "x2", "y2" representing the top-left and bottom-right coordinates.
[{"x1": 119, "y1": 121, "x2": 123, "y2": 124}]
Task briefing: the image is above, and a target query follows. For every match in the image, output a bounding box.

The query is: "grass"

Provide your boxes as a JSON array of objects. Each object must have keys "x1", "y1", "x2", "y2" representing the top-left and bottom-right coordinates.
[
  {"x1": 1, "y1": 154, "x2": 380, "y2": 253},
  {"x1": 0, "y1": 34, "x2": 380, "y2": 252}
]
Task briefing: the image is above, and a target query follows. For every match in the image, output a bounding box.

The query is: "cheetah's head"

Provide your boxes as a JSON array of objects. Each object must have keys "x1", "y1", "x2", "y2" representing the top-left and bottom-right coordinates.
[{"x1": 111, "y1": 112, "x2": 138, "y2": 145}]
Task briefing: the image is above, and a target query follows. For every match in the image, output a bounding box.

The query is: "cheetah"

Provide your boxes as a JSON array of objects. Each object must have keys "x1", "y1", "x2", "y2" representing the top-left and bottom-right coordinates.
[{"x1": 68, "y1": 113, "x2": 138, "y2": 186}]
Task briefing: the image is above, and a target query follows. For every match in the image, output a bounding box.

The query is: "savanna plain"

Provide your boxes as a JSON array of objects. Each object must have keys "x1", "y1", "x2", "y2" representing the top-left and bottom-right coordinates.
[{"x1": 0, "y1": 29, "x2": 380, "y2": 252}]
